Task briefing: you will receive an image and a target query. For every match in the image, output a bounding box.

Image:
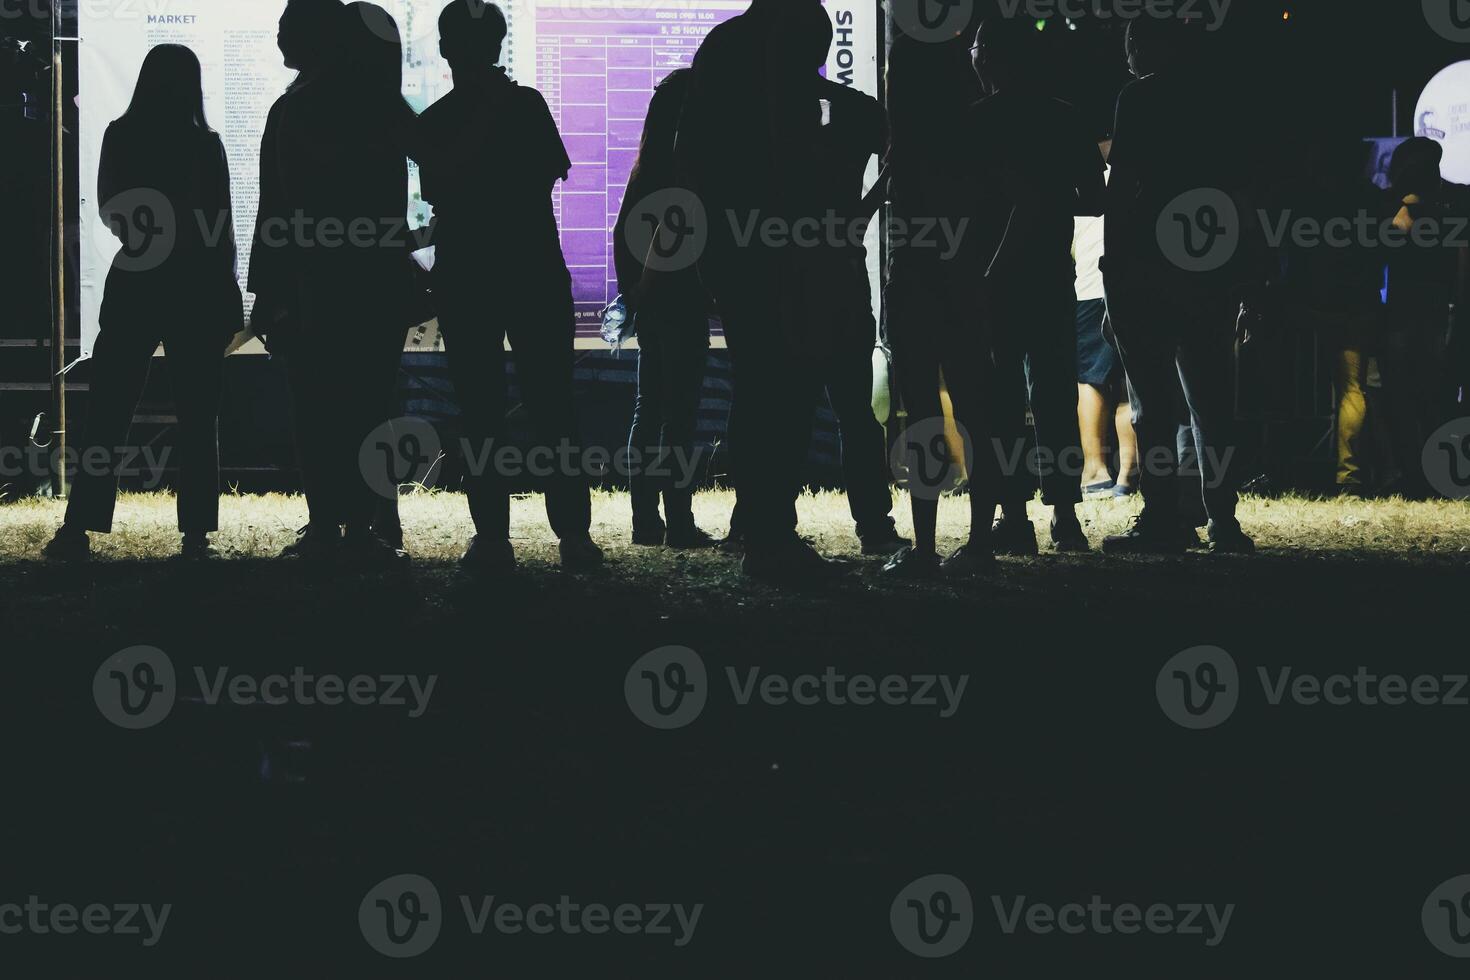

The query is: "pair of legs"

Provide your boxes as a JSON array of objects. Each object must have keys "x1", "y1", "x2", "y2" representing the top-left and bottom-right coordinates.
[
  {"x1": 820, "y1": 325, "x2": 901, "y2": 549},
  {"x1": 280, "y1": 317, "x2": 404, "y2": 554},
  {"x1": 1379, "y1": 298, "x2": 1455, "y2": 497},
  {"x1": 1075, "y1": 297, "x2": 1139, "y2": 493},
  {"x1": 988, "y1": 285, "x2": 1086, "y2": 550},
  {"x1": 1108, "y1": 280, "x2": 1249, "y2": 552},
  {"x1": 627, "y1": 303, "x2": 712, "y2": 545},
  {"x1": 54, "y1": 321, "x2": 224, "y2": 556},
  {"x1": 435, "y1": 260, "x2": 596, "y2": 571},
  {"x1": 886, "y1": 256, "x2": 998, "y2": 571}
]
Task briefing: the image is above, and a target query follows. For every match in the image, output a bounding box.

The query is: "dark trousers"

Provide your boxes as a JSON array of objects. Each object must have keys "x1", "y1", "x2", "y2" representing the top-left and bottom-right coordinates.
[
  {"x1": 1379, "y1": 299, "x2": 1455, "y2": 495},
  {"x1": 821, "y1": 322, "x2": 896, "y2": 537},
  {"x1": 436, "y1": 265, "x2": 590, "y2": 543},
  {"x1": 628, "y1": 307, "x2": 710, "y2": 533},
  {"x1": 1109, "y1": 280, "x2": 1240, "y2": 524},
  {"x1": 715, "y1": 267, "x2": 824, "y2": 550},
  {"x1": 281, "y1": 321, "x2": 404, "y2": 531},
  {"x1": 886, "y1": 256, "x2": 1001, "y2": 510},
  {"x1": 65, "y1": 323, "x2": 223, "y2": 535},
  {"x1": 989, "y1": 286, "x2": 1084, "y2": 508}
]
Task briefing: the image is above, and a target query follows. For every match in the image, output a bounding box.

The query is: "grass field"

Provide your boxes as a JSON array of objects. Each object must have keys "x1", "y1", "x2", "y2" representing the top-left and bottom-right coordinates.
[{"x1": 1, "y1": 488, "x2": 1467, "y2": 565}]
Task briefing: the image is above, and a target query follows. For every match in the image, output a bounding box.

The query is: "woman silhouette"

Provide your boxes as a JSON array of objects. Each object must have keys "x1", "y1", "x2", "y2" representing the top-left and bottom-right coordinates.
[{"x1": 45, "y1": 44, "x2": 242, "y2": 562}]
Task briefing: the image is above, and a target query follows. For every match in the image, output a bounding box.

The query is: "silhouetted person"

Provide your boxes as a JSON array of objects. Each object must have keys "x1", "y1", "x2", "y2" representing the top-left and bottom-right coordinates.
[
  {"x1": 250, "y1": 0, "x2": 417, "y2": 565},
  {"x1": 45, "y1": 44, "x2": 242, "y2": 562},
  {"x1": 880, "y1": 8, "x2": 998, "y2": 580},
  {"x1": 417, "y1": 0, "x2": 602, "y2": 574},
  {"x1": 1378, "y1": 137, "x2": 1469, "y2": 497},
  {"x1": 676, "y1": 0, "x2": 844, "y2": 583},
  {"x1": 968, "y1": 17, "x2": 1104, "y2": 555},
  {"x1": 1101, "y1": 18, "x2": 1256, "y2": 554},
  {"x1": 802, "y1": 5, "x2": 906, "y2": 557},
  {"x1": 616, "y1": 68, "x2": 719, "y2": 550}
]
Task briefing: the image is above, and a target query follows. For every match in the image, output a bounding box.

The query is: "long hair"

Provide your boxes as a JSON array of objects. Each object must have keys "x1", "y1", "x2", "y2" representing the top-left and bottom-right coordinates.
[
  {"x1": 119, "y1": 44, "x2": 210, "y2": 131},
  {"x1": 344, "y1": 2, "x2": 406, "y2": 98}
]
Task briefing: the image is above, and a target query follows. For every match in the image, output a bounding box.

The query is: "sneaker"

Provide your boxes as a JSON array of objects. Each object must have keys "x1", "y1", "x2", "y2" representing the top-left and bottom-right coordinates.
[
  {"x1": 859, "y1": 527, "x2": 911, "y2": 557},
  {"x1": 1050, "y1": 516, "x2": 1092, "y2": 553},
  {"x1": 941, "y1": 543, "x2": 997, "y2": 578},
  {"x1": 743, "y1": 537, "x2": 847, "y2": 584},
  {"x1": 1083, "y1": 480, "x2": 1117, "y2": 499},
  {"x1": 1101, "y1": 510, "x2": 1191, "y2": 556},
  {"x1": 881, "y1": 546, "x2": 940, "y2": 580},
  {"x1": 279, "y1": 525, "x2": 340, "y2": 562},
  {"x1": 1207, "y1": 519, "x2": 1256, "y2": 555},
  {"x1": 341, "y1": 528, "x2": 411, "y2": 568},
  {"x1": 631, "y1": 522, "x2": 666, "y2": 547},
  {"x1": 991, "y1": 515, "x2": 1039, "y2": 557},
  {"x1": 42, "y1": 528, "x2": 90, "y2": 563},
  {"x1": 560, "y1": 535, "x2": 605, "y2": 572},
  {"x1": 461, "y1": 535, "x2": 516, "y2": 576},
  {"x1": 666, "y1": 525, "x2": 721, "y2": 550},
  {"x1": 1112, "y1": 483, "x2": 1139, "y2": 498}
]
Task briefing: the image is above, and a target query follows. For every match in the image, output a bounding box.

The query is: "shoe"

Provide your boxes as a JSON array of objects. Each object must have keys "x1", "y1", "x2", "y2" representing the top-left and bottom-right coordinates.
[
  {"x1": 991, "y1": 515, "x2": 1039, "y2": 557},
  {"x1": 941, "y1": 543, "x2": 997, "y2": 577},
  {"x1": 1050, "y1": 516, "x2": 1092, "y2": 553},
  {"x1": 1083, "y1": 480, "x2": 1117, "y2": 499},
  {"x1": 666, "y1": 525, "x2": 721, "y2": 550},
  {"x1": 632, "y1": 523, "x2": 666, "y2": 546},
  {"x1": 279, "y1": 525, "x2": 340, "y2": 561},
  {"x1": 177, "y1": 533, "x2": 217, "y2": 561},
  {"x1": 881, "y1": 546, "x2": 940, "y2": 580},
  {"x1": 461, "y1": 535, "x2": 516, "y2": 576},
  {"x1": 1101, "y1": 510, "x2": 1192, "y2": 556},
  {"x1": 560, "y1": 535, "x2": 605, "y2": 572},
  {"x1": 341, "y1": 528, "x2": 411, "y2": 568},
  {"x1": 859, "y1": 527, "x2": 910, "y2": 557},
  {"x1": 719, "y1": 529, "x2": 746, "y2": 554},
  {"x1": 42, "y1": 528, "x2": 90, "y2": 563},
  {"x1": 1112, "y1": 483, "x2": 1139, "y2": 498},
  {"x1": 743, "y1": 536, "x2": 847, "y2": 584},
  {"x1": 1207, "y1": 519, "x2": 1256, "y2": 555}
]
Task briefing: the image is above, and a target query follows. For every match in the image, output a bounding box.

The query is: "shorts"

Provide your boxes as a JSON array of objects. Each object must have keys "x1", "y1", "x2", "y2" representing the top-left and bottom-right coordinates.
[{"x1": 1075, "y1": 297, "x2": 1120, "y2": 386}]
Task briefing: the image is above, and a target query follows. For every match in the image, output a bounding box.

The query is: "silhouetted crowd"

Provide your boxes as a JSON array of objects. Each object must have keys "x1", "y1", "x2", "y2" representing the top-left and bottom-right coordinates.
[{"x1": 42, "y1": 0, "x2": 1470, "y2": 584}]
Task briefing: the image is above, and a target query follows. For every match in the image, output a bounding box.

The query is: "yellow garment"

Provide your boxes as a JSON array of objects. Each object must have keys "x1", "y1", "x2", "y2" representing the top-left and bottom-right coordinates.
[
  {"x1": 1336, "y1": 348, "x2": 1368, "y2": 486},
  {"x1": 1391, "y1": 193, "x2": 1421, "y2": 233}
]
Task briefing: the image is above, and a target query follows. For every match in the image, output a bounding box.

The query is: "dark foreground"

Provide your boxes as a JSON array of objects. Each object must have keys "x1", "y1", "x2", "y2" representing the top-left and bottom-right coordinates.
[{"x1": 3, "y1": 547, "x2": 1468, "y2": 975}]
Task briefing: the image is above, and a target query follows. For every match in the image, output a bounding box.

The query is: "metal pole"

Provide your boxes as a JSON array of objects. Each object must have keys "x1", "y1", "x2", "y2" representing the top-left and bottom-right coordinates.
[{"x1": 50, "y1": 0, "x2": 67, "y2": 498}]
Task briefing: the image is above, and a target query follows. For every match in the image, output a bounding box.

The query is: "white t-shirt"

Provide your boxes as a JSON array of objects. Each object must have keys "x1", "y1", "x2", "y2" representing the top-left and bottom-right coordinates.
[{"x1": 1073, "y1": 165, "x2": 1110, "y2": 301}]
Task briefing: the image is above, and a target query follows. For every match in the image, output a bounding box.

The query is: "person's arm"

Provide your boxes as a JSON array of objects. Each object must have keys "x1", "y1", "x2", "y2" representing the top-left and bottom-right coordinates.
[
  {"x1": 614, "y1": 76, "x2": 685, "y2": 303},
  {"x1": 247, "y1": 101, "x2": 288, "y2": 325},
  {"x1": 97, "y1": 124, "x2": 126, "y2": 239},
  {"x1": 1102, "y1": 83, "x2": 1144, "y2": 281},
  {"x1": 1071, "y1": 114, "x2": 1106, "y2": 218}
]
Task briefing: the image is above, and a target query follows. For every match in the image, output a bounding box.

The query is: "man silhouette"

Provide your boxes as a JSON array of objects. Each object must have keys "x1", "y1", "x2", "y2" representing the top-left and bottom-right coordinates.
[
  {"x1": 251, "y1": 0, "x2": 416, "y2": 566},
  {"x1": 968, "y1": 16, "x2": 1104, "y2": 555},
  {"x1": 1100, "y1": 17, "x2": 1257, "y2": 555},
  {"x1": 676, "y1": 0, "x2": 844, "y2": 583},
  {"x1": 416, "y1": 0, "x2": 602, "y2": 574},
  {"x1": 614, "y1": 67, "x2": 719, "y2": 550}
]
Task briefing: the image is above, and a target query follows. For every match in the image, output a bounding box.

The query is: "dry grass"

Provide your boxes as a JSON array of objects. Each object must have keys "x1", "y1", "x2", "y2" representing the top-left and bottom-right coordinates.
[{"x1": 0, "y1": 488, "x2": 1466, "y2": 563}]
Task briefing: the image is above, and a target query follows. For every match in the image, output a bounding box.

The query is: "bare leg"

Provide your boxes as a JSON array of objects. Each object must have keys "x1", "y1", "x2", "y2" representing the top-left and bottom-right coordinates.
[
  {"x1": 1078, "y1": 382, "x2": 1114, "y2": 487},
  {"x1": 1115, "y1": 396, "x2": 1140, "y2": 490}
]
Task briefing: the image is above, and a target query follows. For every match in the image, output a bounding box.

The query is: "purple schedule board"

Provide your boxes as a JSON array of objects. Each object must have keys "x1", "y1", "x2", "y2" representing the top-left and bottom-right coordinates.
[{"x1": 521, "y1": 0, "x2": 880, "y2": 341}]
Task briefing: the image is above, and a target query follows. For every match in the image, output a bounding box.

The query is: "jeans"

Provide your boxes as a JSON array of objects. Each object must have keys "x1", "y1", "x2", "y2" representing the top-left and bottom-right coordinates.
[{"x1": 628, "y1": 308, "x2": 710, "y2": 533}]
